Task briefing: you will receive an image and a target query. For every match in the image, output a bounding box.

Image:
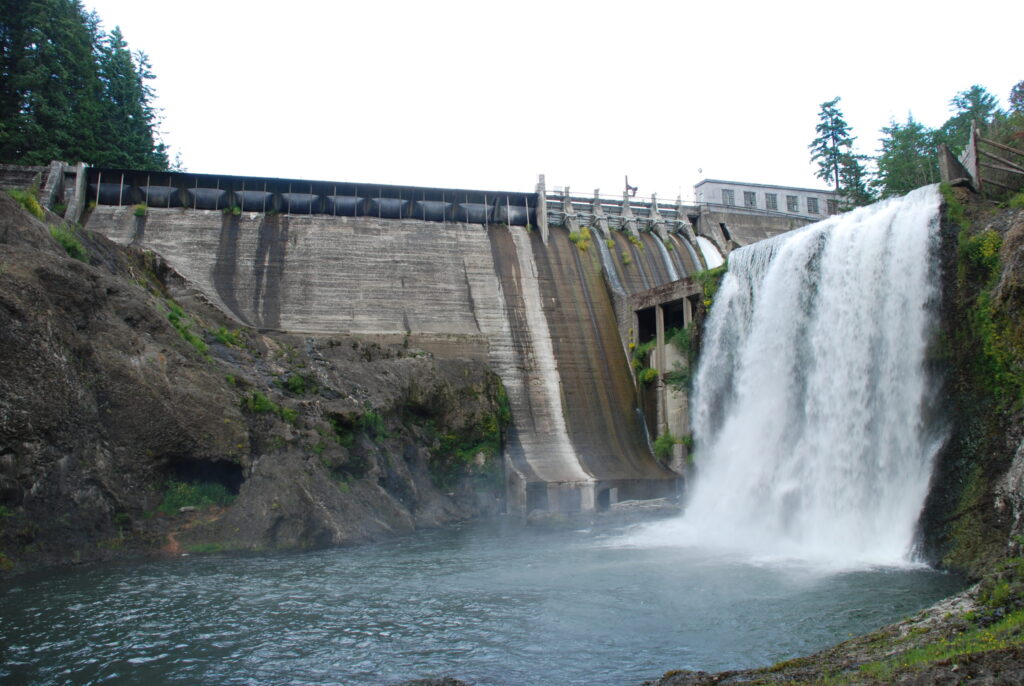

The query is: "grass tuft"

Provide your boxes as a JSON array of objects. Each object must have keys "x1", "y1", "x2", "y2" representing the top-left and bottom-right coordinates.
[
  {"x1": 7, "y1": 189, "x2": 44, "y2": 220},
  {"x1": 49, "y1": 224, "x2": 88, "y2": 262},
  {"x1": 158, "y1": 480, "x2": 235, "y2": 514}
]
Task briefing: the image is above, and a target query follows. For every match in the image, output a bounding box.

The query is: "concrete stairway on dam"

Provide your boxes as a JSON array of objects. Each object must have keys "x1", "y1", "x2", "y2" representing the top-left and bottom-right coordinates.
[{"x1": 86, "y1": 206, "x2": 680, "y2": 514}]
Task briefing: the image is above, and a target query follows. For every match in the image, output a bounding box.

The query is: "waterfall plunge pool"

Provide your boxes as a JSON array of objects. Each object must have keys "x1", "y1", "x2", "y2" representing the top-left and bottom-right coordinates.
[{"x1": 1, "y1": 518, "x2": 964, "y2": 685}]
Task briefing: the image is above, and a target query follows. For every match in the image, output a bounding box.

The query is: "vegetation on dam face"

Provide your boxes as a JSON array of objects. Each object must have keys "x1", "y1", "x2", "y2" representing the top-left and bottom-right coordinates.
[{"x1": 0, "y1": 191, "x2": 510, "y2": 574}]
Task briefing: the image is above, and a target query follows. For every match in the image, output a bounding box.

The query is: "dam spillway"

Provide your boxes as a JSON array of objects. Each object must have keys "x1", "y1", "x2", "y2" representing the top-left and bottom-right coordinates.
[{"x1": 81, "y1": 170, "x2": 721, "y2": 513}]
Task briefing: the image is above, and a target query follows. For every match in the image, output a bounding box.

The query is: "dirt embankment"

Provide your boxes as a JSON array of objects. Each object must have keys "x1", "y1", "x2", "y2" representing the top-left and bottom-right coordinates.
[{"x1": 0, "y1": 193, "x2": 509, "y2": 575}]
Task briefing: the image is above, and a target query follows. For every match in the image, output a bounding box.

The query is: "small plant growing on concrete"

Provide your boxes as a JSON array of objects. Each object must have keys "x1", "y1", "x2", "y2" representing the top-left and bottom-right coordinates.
[
  {"x1": 133, "y1": 203, "x2": 147, "y2": 217},
  {"x1": 653, "y1": 431, "x2": 680, "y2": 460},
  {"x1": 568, "y1": 226, "x2": 591, "y2": 251},
  {"x1": 621, "y1": 251, "x2": 632, "y2": 265}
]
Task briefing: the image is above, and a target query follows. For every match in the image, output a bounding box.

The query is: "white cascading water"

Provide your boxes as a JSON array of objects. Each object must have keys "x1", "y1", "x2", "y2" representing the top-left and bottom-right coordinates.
[
  {"x1": 654, "y1": 235, "x2": 681, "y2": 281},
  {"x1": 640, "y1": 186, "x2": 944, "y2": 568},
  {"x1": 695, "y1": 236, "x2": 725, "y2": 269}
]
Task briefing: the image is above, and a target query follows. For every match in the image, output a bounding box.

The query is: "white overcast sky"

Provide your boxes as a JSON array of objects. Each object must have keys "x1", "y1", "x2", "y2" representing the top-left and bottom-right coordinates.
[{"x1": 85, "y1": 0, "x2": 1019, "y2": 201}]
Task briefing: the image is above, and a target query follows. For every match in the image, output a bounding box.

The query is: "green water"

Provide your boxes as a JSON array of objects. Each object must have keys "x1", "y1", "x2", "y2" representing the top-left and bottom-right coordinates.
[{"x1": 0, "y1": 519, "x2": 964, "y2": 685}]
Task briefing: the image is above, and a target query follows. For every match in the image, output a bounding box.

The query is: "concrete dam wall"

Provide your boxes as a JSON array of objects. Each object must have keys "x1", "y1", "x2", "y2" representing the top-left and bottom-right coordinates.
[{"x1": 85, "y1": 201, "x2": 705, "y2": 513}]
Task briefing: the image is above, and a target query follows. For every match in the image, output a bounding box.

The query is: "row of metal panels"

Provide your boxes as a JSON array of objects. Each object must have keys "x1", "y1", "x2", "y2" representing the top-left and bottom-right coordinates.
[{"x1": 87, "y1": 183, "x2": 534, "y2": 225}]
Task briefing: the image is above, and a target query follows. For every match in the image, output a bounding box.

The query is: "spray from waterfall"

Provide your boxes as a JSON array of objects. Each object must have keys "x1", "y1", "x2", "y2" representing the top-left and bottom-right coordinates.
[{"x1": 625, "y1": 186, "x2": 945, "y2": 568}]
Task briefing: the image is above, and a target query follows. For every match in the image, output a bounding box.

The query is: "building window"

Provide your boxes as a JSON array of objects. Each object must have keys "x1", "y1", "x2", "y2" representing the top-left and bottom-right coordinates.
[
  {"x1": 722, "y1": 189, "x2": 735, "y2": 206},
  {"x1": 743, "y1": 191, "x2": 756, "y2": 208},
  {"x1": 765, "y1": 193, "x2": 778, "y2": 210},
  {"x1": 786, "y1": 195, "x2": 798, "y2": 212},
  {"x1": 807, "y1": 197, "x2": 820, "y2": 214},
  {"x1": 827, "y1": 199, "x2": 838, "y2": 214}
]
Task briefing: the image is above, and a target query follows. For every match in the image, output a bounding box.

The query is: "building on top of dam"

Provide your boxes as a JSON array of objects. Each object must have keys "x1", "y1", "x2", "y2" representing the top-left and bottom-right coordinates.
[{"x1": 694, "y1": 179, "x2": 840, "y2": 218}]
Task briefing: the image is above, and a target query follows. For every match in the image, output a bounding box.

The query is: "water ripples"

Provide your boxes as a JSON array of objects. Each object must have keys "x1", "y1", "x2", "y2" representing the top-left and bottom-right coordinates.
[{"x1": 1, "y1": 520, "x2": 964, "y2": 685}]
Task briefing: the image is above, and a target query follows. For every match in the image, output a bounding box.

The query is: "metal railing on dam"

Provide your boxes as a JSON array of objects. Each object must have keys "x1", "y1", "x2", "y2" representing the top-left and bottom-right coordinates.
[
  {"x1": 85, "y1": 168, "x2": 538, "y2": 226},
  {"x1": 544, "y1": 189, "x2": 698, "y2": 234}
]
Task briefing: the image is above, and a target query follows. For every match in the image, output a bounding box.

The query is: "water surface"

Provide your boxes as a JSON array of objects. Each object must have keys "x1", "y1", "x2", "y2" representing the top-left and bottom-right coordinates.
[{"x1": 1, "y1": 519, "x2": 963, "y2": 685}]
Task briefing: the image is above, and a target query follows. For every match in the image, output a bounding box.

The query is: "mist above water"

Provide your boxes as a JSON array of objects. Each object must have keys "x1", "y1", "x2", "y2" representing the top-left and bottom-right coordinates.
[{"x1": 649, "y1": 186, "x2": 944, "y2": 568}]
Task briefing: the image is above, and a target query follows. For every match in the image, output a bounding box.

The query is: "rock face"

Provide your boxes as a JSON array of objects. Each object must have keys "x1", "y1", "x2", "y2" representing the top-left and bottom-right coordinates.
[
  {"x1": 917, "y1": 192, "x2": 1024, "y2": 577},
  {"x1": 0, "y1": 193, "x2": 508, "y2": 574}
]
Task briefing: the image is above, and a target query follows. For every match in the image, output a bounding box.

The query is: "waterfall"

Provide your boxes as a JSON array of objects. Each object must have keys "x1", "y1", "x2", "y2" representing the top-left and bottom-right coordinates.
[
  {"x1": 654, "y1": 235, "x2": 681, "y2": 281},
  {"x1": 678, "y1": 236, "x2": 703, "y2": 275},
  {"x1": 682, "y1": 185, "x2": 943, "y2": 567},
  {"x1": 695, "y1": 236, "x2": 725, "y2": 269},
  {"x1": 593, "y1": 225, "x2": 626, "y2": 295}
]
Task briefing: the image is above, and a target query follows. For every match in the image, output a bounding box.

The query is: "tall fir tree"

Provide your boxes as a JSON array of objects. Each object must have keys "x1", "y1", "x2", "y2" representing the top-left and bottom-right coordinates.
[
  {"x1": 0, "y1": 0, "x2": 169, "y2": 168},
  {"x1": 809, "y1": 96, "x2": 872, "y2": 207},
  {"x1": 95, "y1": 27, "x2": 167, "y2": 169},
  {"x1": 809, "y1": 97, "x2": 852, "y2": 190},
  {"x1": 0, "y1": 0, "x2": 103, "y2": 164}
]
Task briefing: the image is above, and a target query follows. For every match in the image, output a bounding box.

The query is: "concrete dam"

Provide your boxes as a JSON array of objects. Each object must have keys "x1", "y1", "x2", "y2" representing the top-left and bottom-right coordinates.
[{"x1": 77, "y1": 167, "x2": 802, "y2": 515}]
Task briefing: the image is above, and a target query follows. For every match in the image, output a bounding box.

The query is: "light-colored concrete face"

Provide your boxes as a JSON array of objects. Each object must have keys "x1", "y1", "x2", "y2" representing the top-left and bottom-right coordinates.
[{"x1": 86, "y1": 207, "x2": 674, "y2": 513}]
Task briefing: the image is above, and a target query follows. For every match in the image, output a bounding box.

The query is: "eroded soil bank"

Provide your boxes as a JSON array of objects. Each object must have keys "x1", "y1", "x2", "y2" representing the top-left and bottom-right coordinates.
[{"x1": 0, "y1": 192, "x2": 509, "y2": 574}]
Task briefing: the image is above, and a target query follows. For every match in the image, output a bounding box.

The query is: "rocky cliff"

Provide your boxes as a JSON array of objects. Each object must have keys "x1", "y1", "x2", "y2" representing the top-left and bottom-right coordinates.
[{"x1": 0, "y1": 193, "x2": 509, "y2": 574}]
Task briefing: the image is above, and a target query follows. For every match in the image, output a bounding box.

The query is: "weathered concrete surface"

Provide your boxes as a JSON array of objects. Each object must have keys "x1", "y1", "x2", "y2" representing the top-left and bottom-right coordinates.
[
  {"x1": 695, "y1": 205, "x2": 813, "y2": 251},
  {"x1": 0, "y1": 193, "x2": 512, "y2": 574},
  {"x1": 533, "y1": 228, "x2": 672, "y2": 484},
  {"x1": 85, "y1": 206, "x2": 679, "y2": 512},
  {"x1": 91, "y1": 207, "x2": 492, "y2": 335}
]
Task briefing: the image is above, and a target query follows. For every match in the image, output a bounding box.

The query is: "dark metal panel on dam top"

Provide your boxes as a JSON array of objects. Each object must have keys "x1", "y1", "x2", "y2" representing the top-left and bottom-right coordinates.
[
  {"x1": 370, "y1": 197, "x2": 408, "y2": 219},
  {"x1": 235, "y1": 190, "x2": 274, "y2": 212},
  {"x1": 88, "y1": 182, "x2": 131, "y2": 205},
  {"x1": 414, "y1": 200, "x2": 451, "y2": 222},
  {"x1": 141, "y1": 185, "x2": 181, "y2": 207},
  {"x1": 280, "y1": 192, "x2": 319, "y2": 214},
  {"x1": 325, "y1": 195, "x2": 364, "y2": 216},
  {"x1": 85, "y1": 167, "x2": 538, "y2": 225},
  {"x1": 187, "y1": 188, "x2": 228, "y2": 210}
]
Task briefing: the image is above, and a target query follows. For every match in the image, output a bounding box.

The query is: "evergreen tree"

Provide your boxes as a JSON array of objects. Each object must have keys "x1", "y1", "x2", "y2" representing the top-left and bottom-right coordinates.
[
  {"x1": 0, "y1": 0, "x2": 103, "y2": 164},
  {"x1": 872, "y1": 115, "x2": 940, "y2": 199},
  {"x1": 838, "y1": 152, "x2": 873, "y2": 208},
  {"x1": 1009, "y1": 80, "x2": 1024, "y2": 117},
  {"x1": 0, "y1": 0, "x2": 169, "y2": 168},
  {"x1": 809, "y1": 97, "x2": 852, "y2": 190},
  {"x1": 809, "y1": 96, "x2": 873, "y2": 207},
  {"x1": 95, "y1": 27, "x2": 167, "y2": 168},
  {"x1": 937, "y1": 85, "x2": 1003, "y2": 154}
]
